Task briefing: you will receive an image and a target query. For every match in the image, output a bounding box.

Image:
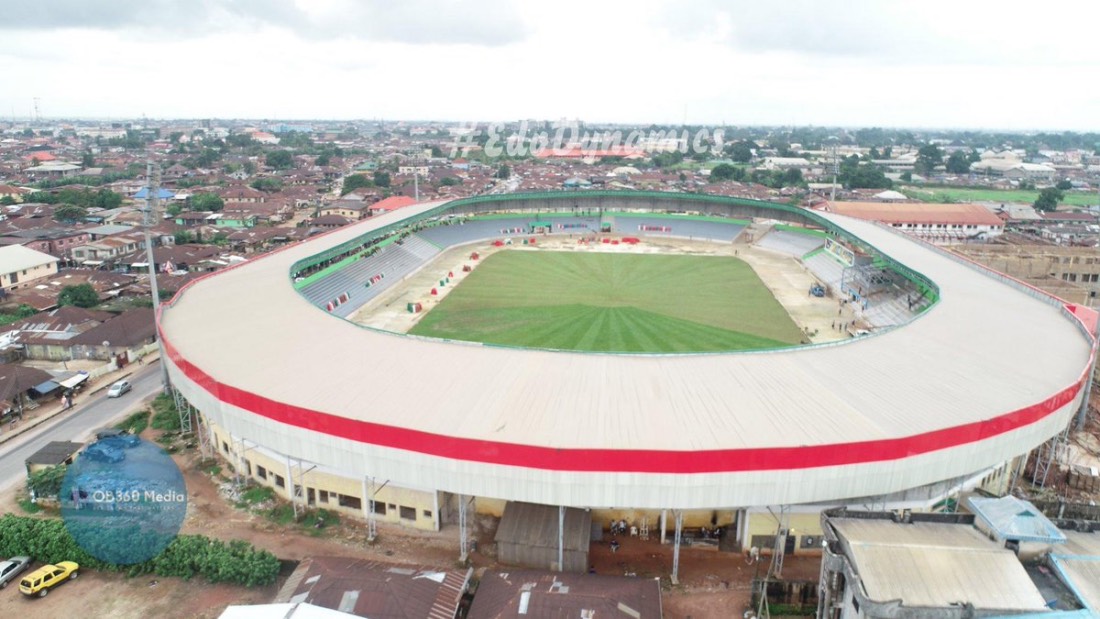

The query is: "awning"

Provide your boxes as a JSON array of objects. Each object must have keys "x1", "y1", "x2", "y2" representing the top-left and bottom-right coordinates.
[
  {"x1": 83, "y1": 260, "x2": 105, "y2": 266},
  {"x1": 32, "y1": 380, "x2": 61, "y2": 395},
  {"x1": 58, "y1": 373, "x2": 89, "y2": 389}
]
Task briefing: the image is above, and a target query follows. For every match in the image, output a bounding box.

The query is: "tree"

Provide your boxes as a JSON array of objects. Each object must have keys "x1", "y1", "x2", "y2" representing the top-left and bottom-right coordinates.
[
  {"x1": 265, "y1": 151, "x2": 293, "y2": 170},
  {"x1": 58, "y1": 284, "x2": 99, "y2": 308},
  {"x1": 900, "y1": 171, "x2": 913, "y2": 182},
  {"x1": 190, "y1": 193, "x2": 225, "y2": 212},
  {"x1": 440, "y1": 176, "x2": 460, "y2": 186},
  {"x1": 916, "y1": 144, "x2": 943, "y2": 175},
  {"x1": 166, "y1": 203, "x2": 182, "y2": 217},
  {"x1": 15, "y1": 304, "x2": 35, "y2": 318},
  {"x1": 726, "y1": 141, "x2": 755, "y2": 163},
  {"x1": 174, "y1": 231, "x2": 195, "y2": 245},
  {"x1": 81, "y1": 152, "x2": 95, "y2": 168},
  {"x1": 250, "y1": 177, "x2": 283, "y2": 192},
  {"x1": 27, "y1": 466, "x2": 67, "y2": 498},
  {"x1": 314, "y1": 153, "x2": 331, "y2": 167},
  {"x1": 710, "y1": 163, "x2": 738, "y2": 181},
  {"x1": 496, "y1": 164, "x2": 511, "y2": 179},
  {"x1": 945, "y1": 151, "x2": 971, "y2": 174},
  {"x1": 341, "y1": 174, "x2": 373, "y2": 195},
  {"x1": 373, "y1": 171, "x2": 391, "y2": 188},
  {"x1": 53, "y1": 204, "x2": 88, "y2": 222},
  {"x1": 1033, "y1": 187, "x2": 1063, "y2": 212},
  {"x1": 1055, "y1": 179, "x2": 1073, "y2": 191}
]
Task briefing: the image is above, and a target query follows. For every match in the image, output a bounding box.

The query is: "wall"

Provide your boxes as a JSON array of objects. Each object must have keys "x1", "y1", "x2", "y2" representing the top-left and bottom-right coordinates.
[{"x1": 209, "y1": 421, "x2": 440, "y2": 531}]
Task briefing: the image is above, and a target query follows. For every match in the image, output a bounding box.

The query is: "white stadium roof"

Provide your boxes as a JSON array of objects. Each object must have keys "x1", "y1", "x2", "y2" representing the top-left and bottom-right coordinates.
[{"x1": 159, "y1": 194, "x2": 1096, "y2": 509}]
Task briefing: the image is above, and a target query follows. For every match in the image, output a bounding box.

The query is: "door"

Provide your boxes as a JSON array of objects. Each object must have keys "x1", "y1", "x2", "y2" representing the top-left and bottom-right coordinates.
[{"x1": 784, "y1": 533, "x2": 796, "y2": 555}]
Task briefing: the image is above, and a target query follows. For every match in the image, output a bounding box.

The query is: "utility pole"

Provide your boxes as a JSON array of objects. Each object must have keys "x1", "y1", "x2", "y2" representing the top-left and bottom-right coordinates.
[{"x1": 144, "y1": 159, "x2": 171, "y2": 392}]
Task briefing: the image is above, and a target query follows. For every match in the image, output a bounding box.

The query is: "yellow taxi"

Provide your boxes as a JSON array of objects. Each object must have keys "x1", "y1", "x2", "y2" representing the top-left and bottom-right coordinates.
[{"x1": 18, "y1": 561, "x2": 79, "y2": 597}]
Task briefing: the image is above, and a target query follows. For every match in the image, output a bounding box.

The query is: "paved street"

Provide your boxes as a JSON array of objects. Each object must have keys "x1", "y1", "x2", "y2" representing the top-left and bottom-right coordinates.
[{"x1": 0, "y1": 362, "x2": 167, "y2": 491}]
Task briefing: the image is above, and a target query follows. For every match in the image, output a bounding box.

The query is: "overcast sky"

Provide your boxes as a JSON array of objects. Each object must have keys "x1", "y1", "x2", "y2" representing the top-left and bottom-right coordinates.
[{"x1": 2, "y1": 0, "x2": 1099, "y2": 130}]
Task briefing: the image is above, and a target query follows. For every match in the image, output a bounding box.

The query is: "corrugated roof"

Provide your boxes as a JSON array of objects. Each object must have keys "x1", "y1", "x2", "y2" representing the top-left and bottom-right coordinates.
[
  {"x1": 0, "y1": 244, "x2": 58, "y2": 274},
  {"x1": 275, "y1": 556, "x2": 469, "y2": 619},
  {"x1": 825, "y1": 201, "x2": 1005, "y2": 226},
  {"x1": 832, "y1": 518, "x2": 1050, "y2": 611},
  {"x1": 966, "y1": 496, "x2": 1067, "y2": 544},
  {"x1": 467, "y1": 571, "x2": 662, "y2": 619}
]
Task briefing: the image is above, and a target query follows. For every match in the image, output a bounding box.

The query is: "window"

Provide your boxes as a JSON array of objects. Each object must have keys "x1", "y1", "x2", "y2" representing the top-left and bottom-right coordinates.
[
  {"x1": 274, "y1": 475, "x2": 285, "y2": 488},
  {"x1": 319, "y1": 490, "x2": 329, "y2": 503},
  {"x1": 750, "y1": 535, "x2": 775, "y2": 549},
  {"x1": 373, "y1": 502, "x2": 387, "y2": 515},
  {"x1": 256, "y1": 465, "x2": 267, "y2": 480},
  {"x1": 422, "y1": 509, "x2": 432, "y2": 519},
  {"x1": 338, "y1": 494, "x2": 362, "y2": 510},
  {"x1": 399, "y1": 506, "x2": 417, "y2": 520},
  {"x1": 222, "y1": 441, "x2": 229, "y2": 453}
]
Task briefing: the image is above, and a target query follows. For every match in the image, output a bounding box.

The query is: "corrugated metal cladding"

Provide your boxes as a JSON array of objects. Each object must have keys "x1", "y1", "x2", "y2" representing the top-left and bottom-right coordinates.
[{"x1": 159, "y1": 193, "x2": 1096, "y2": 510}]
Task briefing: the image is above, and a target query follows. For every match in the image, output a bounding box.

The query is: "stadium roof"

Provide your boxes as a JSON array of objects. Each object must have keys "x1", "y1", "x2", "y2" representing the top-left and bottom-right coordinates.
[{"x1": 159, "y1": 194, "x2": 1096, "y2": 508}]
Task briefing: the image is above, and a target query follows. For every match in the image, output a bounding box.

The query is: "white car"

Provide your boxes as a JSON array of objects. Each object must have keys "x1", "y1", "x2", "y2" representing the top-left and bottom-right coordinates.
[{"x1": 106, "y1": 380, "x2": 132, "y2": 398}]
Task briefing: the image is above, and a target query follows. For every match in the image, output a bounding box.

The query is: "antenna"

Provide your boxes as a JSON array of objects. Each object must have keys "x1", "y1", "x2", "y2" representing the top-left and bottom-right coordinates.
[{"x1": 33, "y1": 97, "x2": 41, "y2": 123}]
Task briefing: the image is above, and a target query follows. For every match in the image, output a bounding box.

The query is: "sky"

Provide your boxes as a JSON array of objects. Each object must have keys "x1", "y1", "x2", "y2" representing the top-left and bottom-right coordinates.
[{"x1": 2, "y1": 0, "x2": 1099, "y2": 131}]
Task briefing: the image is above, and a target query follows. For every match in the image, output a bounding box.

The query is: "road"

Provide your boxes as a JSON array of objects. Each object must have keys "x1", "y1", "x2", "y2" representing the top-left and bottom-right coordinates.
[{"x1": 0, "y1": 362, "x2": 166, "y2": 491}]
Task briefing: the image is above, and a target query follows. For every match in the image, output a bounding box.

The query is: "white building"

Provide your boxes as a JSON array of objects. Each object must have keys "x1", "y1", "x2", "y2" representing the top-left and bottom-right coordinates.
[{"x1": 0, "y1": 245, "x2": 59, "y2": 291}]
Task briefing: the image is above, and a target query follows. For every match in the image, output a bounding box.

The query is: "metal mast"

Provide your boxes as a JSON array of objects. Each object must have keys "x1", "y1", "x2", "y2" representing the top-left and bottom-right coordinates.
[{"x1": 144, "y1": 159, "x2": 171, "y2": 392}]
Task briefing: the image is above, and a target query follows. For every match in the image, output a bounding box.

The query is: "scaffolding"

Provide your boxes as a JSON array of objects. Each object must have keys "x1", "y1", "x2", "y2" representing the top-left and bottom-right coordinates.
[
  {"x1": 285, "y1": 456, "x2": 316, "y2": 521},
  {"x1": 1031, "y1": 425, "x2": 1071, "y2": 488}
]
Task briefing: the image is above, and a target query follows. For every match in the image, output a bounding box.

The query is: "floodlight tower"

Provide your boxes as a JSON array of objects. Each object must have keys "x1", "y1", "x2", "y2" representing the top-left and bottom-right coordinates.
[{"x1": 144, "y1": 159, "x2": 171, "y2": 393}]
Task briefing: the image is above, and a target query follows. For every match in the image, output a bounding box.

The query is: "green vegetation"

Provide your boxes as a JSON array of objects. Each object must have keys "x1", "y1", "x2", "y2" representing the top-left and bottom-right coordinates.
[
  {"x1": 410, "y1": 251, "x2": 804, "y2": 352},
  {"x1": 902, "y1": 185, "x2": 1098, "y2": 207},
  {"x1": 151, "y1": 393, "x2": 183, "y2": 431},
  {"x1": 26, "y1": 187, "x2": 124, "y2": 209},
  {"x1": 1034, "y1": 187, "x2": 1064, "y2": 212},
  {"x1": 190, "y1": 192, "x2": 225, "y2": 212},
  {"x1": 0, "y1": 304, "x2": 37, "y2": 327},
  {"x1": 0, "y1": 514, "x2": 280, "y2": 586},
  {"x1": 239, "y1": 485, "x2": 276, "y2": 506},
  {"x1": 17, "y1": 497, "x2": 40, "y2": 514},
  {"x1": 27, "y1": 465, "x2": 67, "y2": 498},
  {"x1": 115, "y1": 410, "x2": 150, "y2": 436},
  {"x1": 341, "y1": 173, "x2": 373, "y2": 195},
  {"x1": 58, "y1": 283, "x2": 100, "y2": 308}
]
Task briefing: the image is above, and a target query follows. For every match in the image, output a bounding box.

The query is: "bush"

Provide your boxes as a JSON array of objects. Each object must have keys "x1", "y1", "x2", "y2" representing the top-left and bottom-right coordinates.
[
  {"x1": 27, "y1": 466, "x2": 67, "y2": 498},
  {"x1": 115, "y1": 410, "x2": 150, "y2": 435},
  {"x1": 150, "y1": 394, "x2": 182, "y2": 431},
  {"x1": 0, "y1": 514, "x2": 280, "y2": 587},
  {"x1": 239, "y1": 486, "x2": 276, "y2": 506}
]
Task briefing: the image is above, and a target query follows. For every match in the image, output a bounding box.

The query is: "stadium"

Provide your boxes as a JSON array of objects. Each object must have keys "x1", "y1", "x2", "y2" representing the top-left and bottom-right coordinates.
[{"x1": 158, "y1": 191, "x2": 1097, "y2": 564}]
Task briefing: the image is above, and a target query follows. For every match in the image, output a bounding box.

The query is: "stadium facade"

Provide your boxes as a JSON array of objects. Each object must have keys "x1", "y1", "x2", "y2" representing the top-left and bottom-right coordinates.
[{"x1": 158, "y1": 192, "x2": 1098, "y2": 556}]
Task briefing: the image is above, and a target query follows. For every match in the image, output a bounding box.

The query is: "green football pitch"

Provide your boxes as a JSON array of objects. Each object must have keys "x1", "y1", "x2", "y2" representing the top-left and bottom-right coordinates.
[{"x1": 408, "y1": 250, "x2": 804, "y2": 353}]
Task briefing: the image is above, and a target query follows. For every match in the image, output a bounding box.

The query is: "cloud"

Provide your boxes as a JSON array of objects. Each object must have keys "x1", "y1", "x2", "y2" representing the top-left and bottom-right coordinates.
[
  {"x1": 0, "y1": 0, "x2": 528, "y2": 46},
  {"x1": 658, "y1": 0, "x2": 1099, "y2": 65}
]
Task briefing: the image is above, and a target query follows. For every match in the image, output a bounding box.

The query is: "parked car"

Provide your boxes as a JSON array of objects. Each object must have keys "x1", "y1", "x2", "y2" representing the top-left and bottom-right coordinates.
[
  {"x1": 18, "y1": 561, "x2": 79, "y2": 597},
  {"x1": 106, "y1": 380, "x2": 131, "y2": 398},
  {"x1": 0, "y1": 556, "x2": 30, "y2": 588}
]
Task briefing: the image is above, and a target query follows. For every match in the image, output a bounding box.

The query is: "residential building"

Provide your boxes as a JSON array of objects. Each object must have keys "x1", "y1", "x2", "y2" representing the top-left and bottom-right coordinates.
[
  {"x1": 820, "y1": 201, "x2": 1004, "y2": 242},
  {"x1": 818, "y1": 506, "x2": 1098, "y2": 618},
  {"x1": 0, "y1": 245, "x2": 59, "y2": 291},
  {"x1": 468, "y1": 570, "x2": 663, "y2": 619}
]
